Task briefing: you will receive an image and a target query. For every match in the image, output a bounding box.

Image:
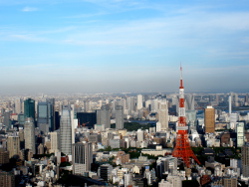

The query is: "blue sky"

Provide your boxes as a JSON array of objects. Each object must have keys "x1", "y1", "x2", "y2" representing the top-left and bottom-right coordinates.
[{"x1": 0, "y1": 0, "x2": 249, "y2": 94}]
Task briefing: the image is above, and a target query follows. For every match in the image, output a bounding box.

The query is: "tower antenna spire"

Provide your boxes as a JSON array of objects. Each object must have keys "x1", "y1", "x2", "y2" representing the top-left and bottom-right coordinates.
[{"x1": 180, "y1": 64, "x2": 184, "y2": 89}]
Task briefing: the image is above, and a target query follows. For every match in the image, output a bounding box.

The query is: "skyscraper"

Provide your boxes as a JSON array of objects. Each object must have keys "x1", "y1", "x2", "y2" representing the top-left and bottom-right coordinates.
[
  {"x1": 204, "y1": 106, "x2": 215, "y2": 133},
  {"x1": 60, "y1": 106, "x2": 72, "y2": 155},
  {"x1": 185, "y1": 94, "x2": 197, "y2": 130},
  {"x1": 158, "y1": 99, "x2": 169, "y2": 131},
  {"x1": 97, "y1": 104, "x2": 110, "y2": 129},
  {"x1": 137, "y1": 94, "x2": 143, "y2": 110},
  {"x1": 50, "y1": 131, "x2": 60, "y2": 153},
  {"x1": 127, "y1": 96, "x2": 135, "y2": 115},
  {"x1": 37, "y1": 102, "x2": 49, "y2": 133},
  {"x1": 7, "y1": 136, "x2": 20, "y2": 159},
  {"x1": 24, "y1": 118, "x2": 36, "y2": 154},
  {"x1": 24, "y1": 98, "x2": 35, "y2": 120},
  {"x1": 3, "y1": 111, "x2": 11, "y2": 130},
  {"x1": 242, "y1": 143, "x2": 249, "y2": 177},
  {"x1": 37, "y1": 99, "x2": 55, "y2": 133},
  {"x1": 237, "y1": 122, "x2": 244, "y2": 147},
  {"x1": 72, "y1": 142, "x2": 92, "y2": 175},
  {"x1": 0, "y1": 170, "x2": 15, "y2": 187},
  {"x1": 14, "y1": 98, "x2": 22, "y2": 114},
  {"x1": 115, "y1": 105, "x2": 124, "y2": 129}
]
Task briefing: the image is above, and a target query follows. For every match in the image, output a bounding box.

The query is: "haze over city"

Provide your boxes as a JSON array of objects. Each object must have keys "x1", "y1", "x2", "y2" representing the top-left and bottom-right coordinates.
[{"x1": 1, "y1": 0, "x2": 249, "y2": 94}]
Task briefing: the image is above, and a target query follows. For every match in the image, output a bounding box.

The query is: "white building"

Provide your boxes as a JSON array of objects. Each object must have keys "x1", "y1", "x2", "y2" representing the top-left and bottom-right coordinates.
[{"x1": 236, "y1": 122, "x2": 244, "y2": 147}]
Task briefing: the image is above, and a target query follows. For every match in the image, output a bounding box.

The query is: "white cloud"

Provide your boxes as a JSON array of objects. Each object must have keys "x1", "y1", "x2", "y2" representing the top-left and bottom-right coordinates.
[{"x1": 22, "y1": 6, "x2": 38, "y2": 12}]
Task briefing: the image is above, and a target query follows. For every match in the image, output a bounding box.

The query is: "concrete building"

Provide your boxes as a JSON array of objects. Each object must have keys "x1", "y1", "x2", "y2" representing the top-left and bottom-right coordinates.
[
  {"x1": 137, "y1": 129, "x2": 144, "y2": 142},
  {"x1": 60, "y1": 106, "x2": 72, "y2": 155},
  {"x1": 242, "y1": 143, "x2": 249, "y2": 177},
  {"x1": 24, "y1": 118, "x2": 36, "y2": 154},
  {"x1": 50, "y1": 131, "x2": 60, "y2": 153},
  {"x1": 167, "y1": 175, "x2": 182, "y2": 187},
  {"x1": 236, "y1": 122, "x2": 244, "y2": 147},
  {"x1": 204, "y1": 106, "x2": 215, "y2": 133},
  {"x1": 0, "y1": 149, "x2": 9, "y2": 165},
  {"x1": 72, "y1": 142, "x2": 92, "y2": 175},
  {"x1": 0, "y1": 170, "x2": 15, "y2": 187},
  {"x1": 223, "y1": 177, "x2": 237, "y2": 187},
  {"x1": 158, "y1": 99, "x2": 169, "y2": 131},
  {"x1": 115, "y1": 105, "x2": 124, "y2": 129},
  {"x1": 137, "y1": 94, "x2": 143, "y2": 110},
  {"x1": 97, "y1": 104, "x2": 110, "y2": 129},
  {"x1": 7, "y1": 136, "x2": 20, "y2": 159},
  {"x1": 98, "y1": 164, "x2": 113, "y2": 182}
]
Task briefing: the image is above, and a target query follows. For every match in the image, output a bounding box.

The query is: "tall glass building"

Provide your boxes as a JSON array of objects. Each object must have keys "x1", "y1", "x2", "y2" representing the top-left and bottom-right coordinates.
[
  {"x1": 37, "y1": 99, "x2": 55, "y2": 133},
  {"x1": 24, "y1": 98, "x2": 35, "y2": 120},
  {"x1": 60, "y1": 106, "x2": 72, "y2": 155}
]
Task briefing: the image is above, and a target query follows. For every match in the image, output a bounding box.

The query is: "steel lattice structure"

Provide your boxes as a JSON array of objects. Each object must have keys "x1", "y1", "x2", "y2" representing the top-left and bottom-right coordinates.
[{"x1": 172, "y1": 66, "x2": 201, "y2": 168}]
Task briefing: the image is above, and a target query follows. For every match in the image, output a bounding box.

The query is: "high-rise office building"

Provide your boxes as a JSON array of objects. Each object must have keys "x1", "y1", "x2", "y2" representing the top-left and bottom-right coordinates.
[
  {"x1": 60, "y1": 106, "x2": 72, "y2": 155},
  {"x1": 115, "y1": 105, "x2": 124, "y2": 129},
  {"x1": 0, "y1": 149, "x2": 9, "y2": 165},
  {"x1": 37, "y1": 99, "x2": 55, "y2": 133},
  {"x1": 24, "y1": 98, "x2": 35, "y2": 120},
  {"x1": 236, "y1": 122, "x2": 244, "y2": 147},
  {"x1": 50, "y1": 131, "x2": 60, "y2": 153},
  {"x1": 185, "y1": 94, "x2": 197, "y2": 130},
  {"x1": 3, "y1": 111, "x2": 11, "y2": 130},
  {"x1": 127, "y1": 96, "x2": 135, "y2": 115},
  {"x1": 204, "y1": 106, "x2": 215, "y2": 133},
  {"x1": 242, "y1": 143, "x2": 249, "y2": 177},
  {"x1": 0, "y1": 170, "x2": 15, "y2": 187},
  {"x1": 7, "y1": 136, "x2": 20, "y2": 159},
  {"x1": 76, "y1": 112, "x2": 96, "y2": 129},
  {"x1": 14, "y1": 98, "x2": 22, "y2": 114},
  {"x1": 185, "y1": 94, "x2": 195, "y2": 111},
  {"x1": 72, "y1": 142, "x2": 92, "y2": 175},
  {"x1": 24, "y1": 118, "x2": 36, "y2": 154},
  {"x1": 37, "y1": 102, "x2": 49, "y2": 133},
  {"x1": 158, "y1": 99, "x2": 169, "y2": 131},
  {"x1": 97, "y1": 104, "x2": 110, "y2": 129},
  {"x1": 137, "y1": 94, "x2": 143, "y2": 110}
]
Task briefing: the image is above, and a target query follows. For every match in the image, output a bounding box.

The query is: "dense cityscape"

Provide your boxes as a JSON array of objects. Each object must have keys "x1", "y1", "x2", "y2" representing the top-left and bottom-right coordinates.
[
  {"x1": 1, "y1": 1, "x2": 249, "y2": 187},
  {"x1": 0, "y1": 70, "x2": 248, "y2": 187}
]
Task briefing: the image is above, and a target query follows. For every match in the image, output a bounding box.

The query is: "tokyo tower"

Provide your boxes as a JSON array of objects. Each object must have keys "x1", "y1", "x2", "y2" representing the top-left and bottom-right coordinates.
[{"x1": 172, "y1": 66, "x2": 201, "y2": 168}]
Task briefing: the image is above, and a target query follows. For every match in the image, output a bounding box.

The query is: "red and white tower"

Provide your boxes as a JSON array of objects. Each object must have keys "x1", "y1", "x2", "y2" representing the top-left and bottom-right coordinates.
[{"x1": 172, "y1": 66, "x2": 200, "y2": 168}]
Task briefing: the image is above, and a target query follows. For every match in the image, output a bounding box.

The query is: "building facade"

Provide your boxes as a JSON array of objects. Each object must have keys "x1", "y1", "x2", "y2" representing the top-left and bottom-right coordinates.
[
  {"x1": 204, "y1": 106, "x2": 215, "y2": 133},
  {"x1": 60, "y1": 106, "x2": 72, "y2": 155}
]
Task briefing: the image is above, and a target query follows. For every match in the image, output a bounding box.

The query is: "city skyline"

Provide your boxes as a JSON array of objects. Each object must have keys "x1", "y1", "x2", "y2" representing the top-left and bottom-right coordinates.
[{"x1": 1, "y1": 0, "x2": 249, "y2": 94}]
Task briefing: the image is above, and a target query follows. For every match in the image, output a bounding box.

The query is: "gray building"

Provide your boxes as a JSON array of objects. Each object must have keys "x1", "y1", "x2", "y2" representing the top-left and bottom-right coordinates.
[
  {"x1": 37, "y1": 99, "x2": 55, "y2": 134},
  {"x1": 242, "y1": 143, "x2": 249, "y2": 177},
  {"x1": 115, "y1": 105, "x2": 124, "y2": 129},
  {"x1": 24, "y1": 118, "x2": 36, "y2": 154},
  {"x1": 97, "y1": 104, "x2": 110, "y2": 128},
  {"x1": 60, "y1": 106, "x2": 72, "y2": 155},
  {"x1": 72, "y1": 142, "x2": 92, "y2": 175}
]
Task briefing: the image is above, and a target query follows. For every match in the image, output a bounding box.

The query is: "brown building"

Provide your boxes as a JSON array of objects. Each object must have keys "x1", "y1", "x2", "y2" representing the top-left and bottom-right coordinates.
[
  {"x1": 205, "y1": 106, "x2": 215, "y2": 133},
  {"x1": 223, "y1": 177, "x2": 237, "y2": 187},
  {"x1": 0, "y1": 149, "x2": 9, "y2": 165},
  {"x1": 115, "y1": 151, "x2": 130, "y2": 164},
  {"x1": 0, "y1": 170, "x2": 15, "y2": 187},
  {"x1": 7, "y1": 136, "x2": 20, "y2": 159},
  {"x1": 200, "y1": 175, "x2": 211, "y2": 186},
  {"x1": 220, "y1": 132, "x2": 231, "y2": 147}
]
